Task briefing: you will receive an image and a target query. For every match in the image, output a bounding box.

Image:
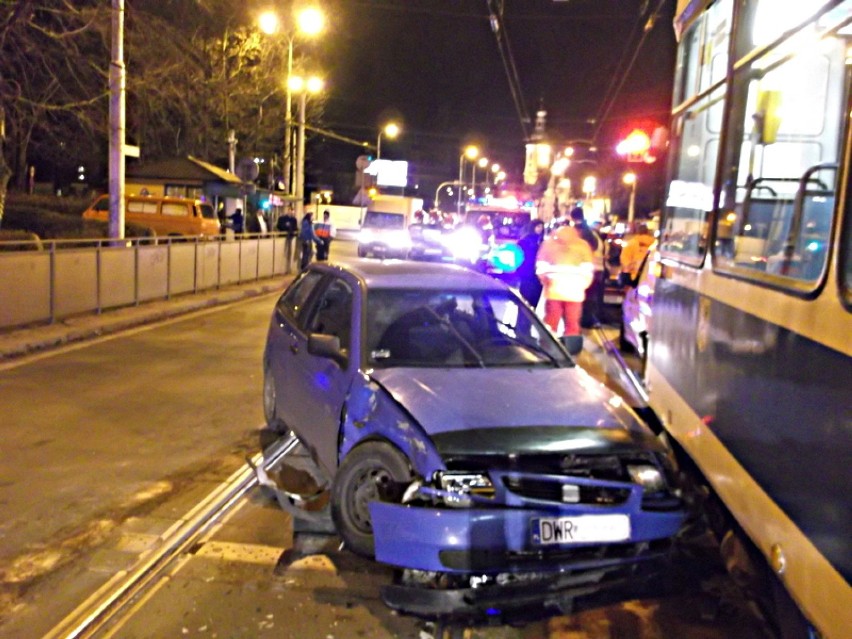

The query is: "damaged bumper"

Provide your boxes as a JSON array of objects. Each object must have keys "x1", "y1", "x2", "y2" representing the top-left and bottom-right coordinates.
[{"x1": 370, "y1": 498, "x2": 683, "y2": 574}]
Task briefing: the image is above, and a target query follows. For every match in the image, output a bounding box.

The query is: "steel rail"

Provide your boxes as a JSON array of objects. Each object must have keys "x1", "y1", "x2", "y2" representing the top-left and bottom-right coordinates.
[{"x1": 43, "y1": 434, "x2": 300, "y2": 639}]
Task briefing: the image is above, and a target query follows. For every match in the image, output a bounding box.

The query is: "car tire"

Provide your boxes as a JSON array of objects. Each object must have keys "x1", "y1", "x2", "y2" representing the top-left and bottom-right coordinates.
[
  {"x1": 262, "y1": 367, "x2": 287, "y2": 433},
  {"x1": 331, "y1": 441, "x2": 412, "y2": 558},
  {"x1": 357, "y1": 245, "x2": 368, "y2": 258}
]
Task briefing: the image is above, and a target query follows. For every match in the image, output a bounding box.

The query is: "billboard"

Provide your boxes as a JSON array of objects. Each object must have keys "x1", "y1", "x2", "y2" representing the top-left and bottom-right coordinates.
[{"x1": 365, "y1": 159, "x2": 409, "y2": 188}]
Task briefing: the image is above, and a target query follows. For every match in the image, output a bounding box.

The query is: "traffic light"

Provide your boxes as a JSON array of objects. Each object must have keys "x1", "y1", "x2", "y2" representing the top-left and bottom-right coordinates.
[{"x1": 616, "y1": 129, "x2": 651, "y2": 161}]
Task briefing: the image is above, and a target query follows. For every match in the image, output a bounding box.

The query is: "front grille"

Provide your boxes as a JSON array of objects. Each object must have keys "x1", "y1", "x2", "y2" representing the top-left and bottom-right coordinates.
[
  {"x1": 502, "y1": 476, "x2": 631, "y2": 505},
  {"x1": 445, "y1": 452, "x2": 658, "y2": 483}
]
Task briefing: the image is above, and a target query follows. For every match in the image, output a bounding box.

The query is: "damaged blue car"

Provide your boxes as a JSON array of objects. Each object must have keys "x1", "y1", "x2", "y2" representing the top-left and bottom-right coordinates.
[{"x1": 262, "y1": 259, "x2": 684, "y2": 620}]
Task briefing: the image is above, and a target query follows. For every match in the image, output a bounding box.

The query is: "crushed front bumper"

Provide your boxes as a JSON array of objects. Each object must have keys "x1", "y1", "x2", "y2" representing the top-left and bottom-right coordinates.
[{"x1": 370, "y1": 498, "x2": 683, "y2": 574}]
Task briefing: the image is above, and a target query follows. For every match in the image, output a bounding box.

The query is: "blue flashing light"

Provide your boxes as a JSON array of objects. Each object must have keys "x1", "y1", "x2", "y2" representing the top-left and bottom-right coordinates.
[
  {"x1": 486, "y1": 607, "x2": 501, "y2": 616},
  {"x1": 261, "y1": 199, "x2": 271, "y2": 210},
  {"x1": 487, "y1": 243, "x2": 524, "y2": 273},
  {"x1": 806, "y1": 241, "x2": 821, "y2": 252}
]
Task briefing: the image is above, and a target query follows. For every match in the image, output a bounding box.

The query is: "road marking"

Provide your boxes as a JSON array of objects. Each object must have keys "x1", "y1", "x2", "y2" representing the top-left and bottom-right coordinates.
[{"x1": 193, "y1": 540, "x2": 284, "y2": 566}]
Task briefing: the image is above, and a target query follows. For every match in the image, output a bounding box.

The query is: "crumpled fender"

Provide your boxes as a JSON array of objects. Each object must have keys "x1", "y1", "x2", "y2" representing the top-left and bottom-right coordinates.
[{"x1": 340, "y1": 371, "x2": 444, "y2": 476}]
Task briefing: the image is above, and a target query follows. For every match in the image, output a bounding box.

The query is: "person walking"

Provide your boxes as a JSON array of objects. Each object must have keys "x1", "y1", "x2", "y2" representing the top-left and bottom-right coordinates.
[
  {"x1": 314, "y1": 210, "x2": 336, "y2": 261},
  {"x1": 536, "y1": 225, "x2": 594, "y2": 337},
  {"x1": 276, "y1": 209, "x2": 298, "y2": 271},
  {"x1": 569, "y1": 207, "x2": 604, "y2": 327},
  {"x1": 516, "y1": 219, "x2": 545, "y2": 309},
  {"x1": 298, "y1": 212, "x2": 321, "y2": 270}
]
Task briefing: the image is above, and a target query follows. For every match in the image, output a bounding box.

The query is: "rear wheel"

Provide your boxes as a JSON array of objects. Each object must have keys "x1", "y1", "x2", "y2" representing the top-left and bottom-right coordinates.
[
  {"x1": 357, "y1": 245, "x2": 369, "y2": 258},
  {"x1": 331, "y1": 441, "x2": 412, "y2": 557},
  {"x1": 262, "y1": 367, "x2": 286, "y2": 433}
]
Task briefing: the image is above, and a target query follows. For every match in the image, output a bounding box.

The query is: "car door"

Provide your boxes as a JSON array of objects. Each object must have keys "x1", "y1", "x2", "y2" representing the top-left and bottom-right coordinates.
[
  {"x1": 266, "y1": 269, "x2": 327, "y2": 431},
  {"x1": 285, "y1": 276, "x2": 358, "y2": 476}
]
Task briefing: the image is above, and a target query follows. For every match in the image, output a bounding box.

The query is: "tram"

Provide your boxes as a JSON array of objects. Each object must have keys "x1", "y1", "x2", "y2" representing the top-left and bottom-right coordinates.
[{"x1": 649, "y1": 1, "x2": 852, "y2": 637}]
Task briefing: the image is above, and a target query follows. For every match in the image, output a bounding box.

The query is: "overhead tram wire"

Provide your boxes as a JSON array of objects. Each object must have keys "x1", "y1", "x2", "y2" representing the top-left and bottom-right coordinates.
[
  {"x1": 486, "y1": 0, "x2": 531, "y2": 140},
  {"x1": 590, "y1": 0, "x2": 667, "y2": 146}
]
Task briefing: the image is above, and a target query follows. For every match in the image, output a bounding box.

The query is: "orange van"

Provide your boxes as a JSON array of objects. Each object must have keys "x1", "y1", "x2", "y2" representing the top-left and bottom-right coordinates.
[{"x1": 83, "y1": 195, "x2": 221, "y2": 237}]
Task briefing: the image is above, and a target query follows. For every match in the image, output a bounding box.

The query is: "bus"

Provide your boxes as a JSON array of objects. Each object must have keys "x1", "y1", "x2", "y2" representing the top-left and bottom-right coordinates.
[{"x1": 649, "y1": 1, "x2": 851, "y2": 636}]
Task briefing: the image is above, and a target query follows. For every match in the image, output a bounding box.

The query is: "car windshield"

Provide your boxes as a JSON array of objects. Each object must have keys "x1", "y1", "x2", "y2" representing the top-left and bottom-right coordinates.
[
  {"x1": 363, "y1": 211, "x2": 405, "y2": 229},
  {"x1": 365, "y1": 288, "x2": 570, "y2": 368}
]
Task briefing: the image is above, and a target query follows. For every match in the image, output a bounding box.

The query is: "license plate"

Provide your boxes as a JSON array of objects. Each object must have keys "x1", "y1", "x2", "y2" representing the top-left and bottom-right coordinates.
[
  {"x1": 531, "y1": 514, "x2": 630, "y2": 545},
  {"x1": 604, "y1": 294, "x2": 623, "y2": 305}
]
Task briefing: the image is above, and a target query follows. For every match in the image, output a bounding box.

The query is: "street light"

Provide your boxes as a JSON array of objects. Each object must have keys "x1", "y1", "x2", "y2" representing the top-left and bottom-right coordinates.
[
  {"x1": 258, "y1": 6, "x2": 324, "y2": 196},
  {"x1": 457, "y1": 145, "x2": 479, "y2": 216},
  {"x1": 472, "y1": 156, "x2": 488, "y2": 194},
  {"x1": 377, "y1": 122, "x2": 400, "y2": 159},
  {"x1": 623, "y1": 172, "x2": 637, "y2": 223},
  {"x1": 289, "y1": 74, "x2": 324, "y2": 219}
]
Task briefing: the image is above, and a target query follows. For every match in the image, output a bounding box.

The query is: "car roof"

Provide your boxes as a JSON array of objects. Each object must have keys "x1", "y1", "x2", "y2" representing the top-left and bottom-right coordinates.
[{"x1": 313, "y1": 259, "x2": 509, "y2": 291}]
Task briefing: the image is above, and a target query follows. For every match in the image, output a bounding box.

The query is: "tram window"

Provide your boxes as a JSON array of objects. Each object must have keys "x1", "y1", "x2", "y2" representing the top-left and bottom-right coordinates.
[
  {"x1": 661, "y1": 87, "x2": 725, "y2": 263},
  {"x1": 713, "y1": 30, "x2": 847, "y2": 286}
]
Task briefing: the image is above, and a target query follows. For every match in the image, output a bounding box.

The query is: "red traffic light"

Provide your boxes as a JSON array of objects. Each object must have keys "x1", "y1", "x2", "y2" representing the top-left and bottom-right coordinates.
[{"x1": 616, "y1": 129, "x2": 651, "y2": 156}]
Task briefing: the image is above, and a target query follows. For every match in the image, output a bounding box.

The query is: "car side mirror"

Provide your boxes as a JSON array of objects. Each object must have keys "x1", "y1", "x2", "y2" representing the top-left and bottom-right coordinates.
[
  {"x1": 308, "y1": 333, "x2": 348, "y2": 368},
  {"x1": 559, "y1": 335, "x2": 584, "y2": 356}
]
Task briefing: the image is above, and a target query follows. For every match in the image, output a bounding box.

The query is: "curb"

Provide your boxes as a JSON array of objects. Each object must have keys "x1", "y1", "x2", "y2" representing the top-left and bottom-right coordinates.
[{"x1": 0, "y1": 279, "x2": 290, "y2": 362}]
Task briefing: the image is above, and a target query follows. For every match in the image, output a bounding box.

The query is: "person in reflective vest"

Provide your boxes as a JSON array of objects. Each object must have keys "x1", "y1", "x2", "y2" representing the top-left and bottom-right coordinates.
[
  {"x1": 569, "y1": 207, "x2": 604, "y2": 327},
  {"x1": 314, "y1": 210, "x2": 336, "y2": 261},
  {"x1": 536, "y1": 225, "x2": 594, "y2": 337}
]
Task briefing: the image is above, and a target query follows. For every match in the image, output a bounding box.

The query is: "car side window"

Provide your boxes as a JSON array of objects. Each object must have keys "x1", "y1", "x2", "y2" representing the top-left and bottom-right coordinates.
[
  {"x1": 306, "y1": 278, "x2": 353, "y2": 353},
  {"x1": 276, "y1": 271, "x2": 325, "y2": 329}
]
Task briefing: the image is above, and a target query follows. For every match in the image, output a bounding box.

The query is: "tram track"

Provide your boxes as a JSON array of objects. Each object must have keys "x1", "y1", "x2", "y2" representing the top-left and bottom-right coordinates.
[{"x1": 42, "y1": 434, "x2": 300, "y2": 639}]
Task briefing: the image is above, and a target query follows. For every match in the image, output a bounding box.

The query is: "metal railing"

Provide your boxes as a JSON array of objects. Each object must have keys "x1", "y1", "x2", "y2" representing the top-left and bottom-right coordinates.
[{"x1": 0, "y1": 232, "x2": 299, "y2": 330}]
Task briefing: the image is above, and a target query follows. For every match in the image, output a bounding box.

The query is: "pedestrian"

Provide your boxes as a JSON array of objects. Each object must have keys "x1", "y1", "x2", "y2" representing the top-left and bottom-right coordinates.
[
  {"x1": 298, "y1": 212, "x2": 321, "y2": 270},
  {"x1": 276, "y1": 209, "x2": 298, "y2": 270},
  {"x1": 314, "y1": 209, "x2": 336, "y2": 261},
  {"x1": 620, "y1": 222, "x2": 655, "y2": 287},
  {"x1": 516, "y1": 219, "x2": 545, "y2": 310},
  {"x1": 569, "y1": 207, "x2": 604, "y2": 328},
  {"x1": 536, "y1": 225, "x2": 594, "y2": 337},
  {"x1": 231, "y1": 208, "x2": 244, "y2": 235}
]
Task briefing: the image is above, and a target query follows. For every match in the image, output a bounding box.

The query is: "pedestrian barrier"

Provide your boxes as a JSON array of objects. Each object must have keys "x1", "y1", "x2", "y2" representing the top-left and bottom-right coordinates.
[{"x1": 0, "y1": 233, "x2": 298, "y2": 330}]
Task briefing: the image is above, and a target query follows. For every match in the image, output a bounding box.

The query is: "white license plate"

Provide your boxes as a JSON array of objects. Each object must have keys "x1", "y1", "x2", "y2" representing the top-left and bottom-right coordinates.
[
  {"x1": 531, "y1": 514, "x2": 630, "y2": 545},
  {"x1": 604, "y1": 295, "x2": 624, "y2": 305}
]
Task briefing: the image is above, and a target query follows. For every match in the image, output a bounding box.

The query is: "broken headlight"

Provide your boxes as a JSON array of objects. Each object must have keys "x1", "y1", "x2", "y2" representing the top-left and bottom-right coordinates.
[
  {"x1": 626, "y1": 464, "x2": 667, "y2": 493},
  {"x1": 436, "y1": 472, "x2": 495, "y2": 507}
]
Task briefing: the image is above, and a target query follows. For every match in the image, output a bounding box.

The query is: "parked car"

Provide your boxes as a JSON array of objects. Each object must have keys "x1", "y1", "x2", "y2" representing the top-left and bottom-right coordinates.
[
  {"x1": 82, "y1": 194, "x2": 221, "y2": 238},
  {"x1": 262, "y1": 259, "x2": 683, "y2": 619}
]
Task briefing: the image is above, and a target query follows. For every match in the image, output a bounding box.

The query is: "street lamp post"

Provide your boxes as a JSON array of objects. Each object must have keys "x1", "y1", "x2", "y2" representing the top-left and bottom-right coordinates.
[
  {"x1": 377, "y1": 122, "x2": 399, "y2": 159},
  {"x1": 457, "y1": 145, "x2": 478, "y2": 217},
  {"x1": 291, "y1": 75, "x2": 324, "y2": 220},
  {"x1": 259, "y1": 7, "x2": 324, "y2": 196},
  {"x1": 623, "y1": 172, "x2": 637, "y2": 223},
  {"x1": 472, "y1": 156, "x2": 488, "y2": 196}
]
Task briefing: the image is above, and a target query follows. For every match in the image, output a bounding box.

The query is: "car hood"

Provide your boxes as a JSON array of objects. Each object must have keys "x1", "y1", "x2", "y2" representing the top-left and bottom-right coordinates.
[{"x1": 368, "y1": 367, "x2": 644, "y2": 437}]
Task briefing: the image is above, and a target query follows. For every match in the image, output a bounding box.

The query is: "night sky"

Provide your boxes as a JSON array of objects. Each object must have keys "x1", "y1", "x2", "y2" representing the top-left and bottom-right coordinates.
[{"x1": 305, "y1": 0, "x2": 677, "y2": 207}]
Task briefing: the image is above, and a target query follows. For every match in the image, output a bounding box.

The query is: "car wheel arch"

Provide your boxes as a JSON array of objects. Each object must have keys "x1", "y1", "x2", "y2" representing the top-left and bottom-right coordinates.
[{"x1": 339, "y1": 377, "x2": 444, "y2": 478}]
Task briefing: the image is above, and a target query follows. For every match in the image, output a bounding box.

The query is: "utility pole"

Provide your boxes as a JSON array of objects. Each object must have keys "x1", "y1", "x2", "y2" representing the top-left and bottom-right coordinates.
[{"x1": 108, "y1": 0, "x2": 126, "y2": 240}]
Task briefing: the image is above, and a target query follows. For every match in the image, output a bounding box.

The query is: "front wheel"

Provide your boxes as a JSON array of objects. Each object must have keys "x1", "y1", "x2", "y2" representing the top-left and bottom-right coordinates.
[{"x1": 331, "y1": 441, "x2": 412, "y2": 557}]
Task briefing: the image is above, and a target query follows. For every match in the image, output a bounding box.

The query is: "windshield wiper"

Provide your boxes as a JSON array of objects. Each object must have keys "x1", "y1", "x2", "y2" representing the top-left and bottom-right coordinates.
[{"x1": 424, "y1": 307, "x2": 486, "y2": 368}]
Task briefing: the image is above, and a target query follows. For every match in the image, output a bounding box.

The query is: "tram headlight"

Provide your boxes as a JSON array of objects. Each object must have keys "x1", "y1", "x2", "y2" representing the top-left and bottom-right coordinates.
[{"x1": 627, "y1": 464, "x2": 667, "y2": 493}]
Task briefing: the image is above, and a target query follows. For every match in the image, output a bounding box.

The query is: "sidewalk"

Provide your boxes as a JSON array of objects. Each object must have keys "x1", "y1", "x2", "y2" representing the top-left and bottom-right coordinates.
[{"x1": 0, "y1": 276, "x2": 293, "y2": 363}]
